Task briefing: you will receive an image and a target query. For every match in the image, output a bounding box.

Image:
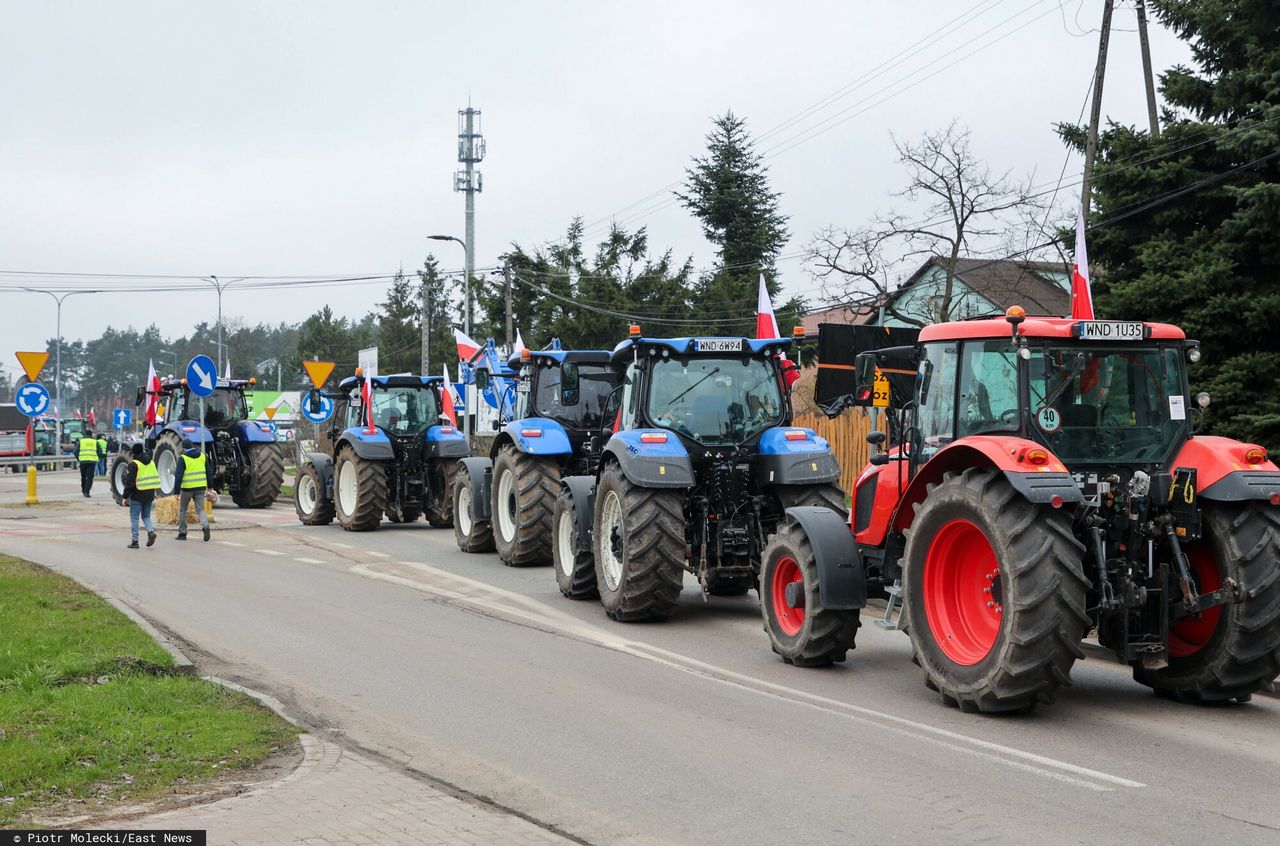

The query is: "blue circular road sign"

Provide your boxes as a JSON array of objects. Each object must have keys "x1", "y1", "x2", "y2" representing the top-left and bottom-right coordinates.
[
  {"x1": 15, "y1": 382, "x2": 51, "y2": 417},
  {"x1": 300, "y1": 390, "x2": 334, "y2": 424},
  {"x1": 186, "y1": 355, "x2": 217, "y2": 397}
]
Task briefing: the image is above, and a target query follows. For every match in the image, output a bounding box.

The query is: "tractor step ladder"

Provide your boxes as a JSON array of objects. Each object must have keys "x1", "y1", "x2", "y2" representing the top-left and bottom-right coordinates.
[{"x1": 876, "y1": 579, "x2": 907, "y2": 630}]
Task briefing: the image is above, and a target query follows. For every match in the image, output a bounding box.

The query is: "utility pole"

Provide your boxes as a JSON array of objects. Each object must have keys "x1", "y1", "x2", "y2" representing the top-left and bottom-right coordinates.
[
  {"x1": 420, "y1": 276, "x2": 431, "y2": 376},
  {"x1": 454, "y1": 105, "x2": 485, "y2": 441},
  {"x1": 503, "y1": 264, "x2": 513, "y2": 350},
  {"x1": 1135, "y1": 0, "x2": 1161, "y2": 137},
  {"x1": 1081, "y1": 0, "x2": 1115, "y2": 210}
]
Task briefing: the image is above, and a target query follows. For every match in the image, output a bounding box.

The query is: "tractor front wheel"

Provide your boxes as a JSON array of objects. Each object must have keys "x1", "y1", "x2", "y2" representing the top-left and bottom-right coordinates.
[
  {"x1": 593, "y1": 464, "x2": 683, "y2": 621},
  {"x1": 492, "y1": 446, "x2": 560, "y2": 566},
  {"x1": 153, "y1": 432, "x2": 184, "y2": 497},
  {"x1": 553, "y1": 487, "x2": 597, "y2": 599},
  {"x1": 333, "y1": 447, "x2": 387, "y2": 532},
  {"x1": 295, "y1": 462, "x2": 335, "y2": 526},
  {"x1": 109, "y1": 455, "x2": 130, "y2": 506},
  {"x1": 1133, "y1": 502, "x2": 1280, "y2": 703},
  {"x1": 761, "y1": 520, "x2": 860, "y2": 666},
  {"x1": 904, "y1": 469, "x2": 1089, "y2": 713},
  {"x1": 452, "y1": 465, "x2": 494, "y2": 552},
  {"x1": 235, "y1": 443, "x2": 285, "y2": 508}
]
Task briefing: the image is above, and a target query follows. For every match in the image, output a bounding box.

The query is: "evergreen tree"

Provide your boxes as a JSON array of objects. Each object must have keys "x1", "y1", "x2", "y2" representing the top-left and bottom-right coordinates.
[
  {"x1": 1060, "y1": 0, "x2": 1280, "y2": 448},
  {"x1": 417, "y1": 255, "x2": 459, "y2": 376}
]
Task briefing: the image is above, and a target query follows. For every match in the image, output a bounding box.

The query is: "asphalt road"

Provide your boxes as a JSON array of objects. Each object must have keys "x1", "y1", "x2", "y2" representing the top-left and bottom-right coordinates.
[{"x1": 3, "y1": 470, "x2": 1278, "y2": 845}]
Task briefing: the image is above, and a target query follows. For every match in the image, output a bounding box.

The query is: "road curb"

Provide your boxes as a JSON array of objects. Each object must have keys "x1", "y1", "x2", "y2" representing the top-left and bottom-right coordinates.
[{"x1": 101, "y1": 594, "x2": 195, "y2": 675}]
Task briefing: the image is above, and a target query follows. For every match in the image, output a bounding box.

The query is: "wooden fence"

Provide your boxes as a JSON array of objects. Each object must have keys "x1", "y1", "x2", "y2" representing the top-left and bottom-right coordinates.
[{"x1": 793, "y1": 409, "x2": 877, "y2": 494}]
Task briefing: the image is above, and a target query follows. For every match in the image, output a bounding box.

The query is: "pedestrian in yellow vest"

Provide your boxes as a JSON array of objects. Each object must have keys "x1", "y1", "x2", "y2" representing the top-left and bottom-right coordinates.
[
  {"x1": 95, "y1": 433, "x2": 109, "y2": 476},
  {"x1": 78, "y1": 433, "x2": 104, "y2": 497},
  {"x1": 173, "y1": 438, "x2": 211, "y2": 542},
  {"x1": 120, "y1": 443, "x2": 158, "y2": 549}
]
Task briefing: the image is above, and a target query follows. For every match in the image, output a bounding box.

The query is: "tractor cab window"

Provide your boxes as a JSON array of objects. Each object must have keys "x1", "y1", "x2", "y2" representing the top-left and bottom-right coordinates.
[
  {"x1": 190, "y1": 389, "x2": 246, "y2": 427},
  {"x1": 648, "y1": 356, "x2": 783, "y2": 445},
  {"x1": 368, "y1": 387, "x2": 438, "y2": 435},
  {"x1": 617, "y1": 363, "x2": 638, "y2": 431},
  {"x1": 531, "y1": 363, "x2": 618, "y2": 431},
  {"x1": 957, "y1": 341, "x2": 1020, "y2": 437},
  {"x1": 915, "y1": 343, "x2": 958, "y2": 454},
  {"x1": 1029, "y1": 345, "x2": 1186, "y2": 463}
]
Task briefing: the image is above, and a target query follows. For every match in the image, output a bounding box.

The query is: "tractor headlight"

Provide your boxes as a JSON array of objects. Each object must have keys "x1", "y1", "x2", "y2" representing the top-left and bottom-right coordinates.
[{"x1": 1188, "y1": 347, "x2": 1202, "y2": 363}]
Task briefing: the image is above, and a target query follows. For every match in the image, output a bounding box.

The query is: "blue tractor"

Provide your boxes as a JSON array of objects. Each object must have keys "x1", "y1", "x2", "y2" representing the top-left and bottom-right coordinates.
[
  {"x1": 453, "y1": 340, "x2": 621, "y2": 571},
  {"x1": 111, "y1": 377, "x2": 283, "y2": 507},
  {"x1": 294, "y1": 372, "x2": 469, "y2": 531},
  {"x1": 555, "y1": 328, "x2": 846, "y2": 620}
]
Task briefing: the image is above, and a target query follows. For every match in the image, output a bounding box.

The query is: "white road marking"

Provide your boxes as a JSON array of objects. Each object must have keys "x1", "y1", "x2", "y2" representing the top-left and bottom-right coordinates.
[
  {"x1": 257, "y1": 549, "x2": 286, "y2": 557},
  {"x1": 329, "y1": 541, "x2": 354, "y2": 548},
  {"x1": 365, "y1": 551, "x2": 391, "y2": 558},
  {"x1": 218, "y1": 541, "x2": 244, "y2": 547},
  {"x1": 350, "y1": 561, "x2": 1146, "y2": 793},
  {"x1": 295, "y1": 557, "x2": 325, "y2": 564}
]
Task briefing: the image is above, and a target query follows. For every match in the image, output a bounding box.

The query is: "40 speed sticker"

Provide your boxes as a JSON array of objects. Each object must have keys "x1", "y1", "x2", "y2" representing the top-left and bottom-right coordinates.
[{"x1": 1037, "y1": 406, "x2": 1061, "y2": 432}]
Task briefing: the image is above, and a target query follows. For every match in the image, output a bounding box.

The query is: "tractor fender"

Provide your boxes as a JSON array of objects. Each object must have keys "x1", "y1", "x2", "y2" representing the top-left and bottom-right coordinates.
[
  {"x1": 560, "y1": 474, "x2": 597, "y2": 554},
  {"x1": 785, "y1": 506, "x2": 866, "y2": 610},
  {"x1": 603, "y1": 430, "x2": 694, "y2": 488},
  {"x1": 495, "y1": 419, "x2": 574, "y2": 457},
  {"x1": 235, "y1": 420, "x2": 277, "y2": 444},
  {"x1": 458, "y1": 456, "x2": 494, "y2": 522},
  {"x1": 891, "y1": 436, "x2": 1082, "y2": 534},
  {"x1": 303, "y1": 452, "x2": 334, "y2": 502},
  {"x1": 754, "y1": 427, "x2": 841, "y2": 485},
  {"x1": 424, "y1": 424, "x2": 469, "y2": 459},
  {"x1": 338, "y1": 427, "x2": 395, "y2": 461},
  {"x1": 169, "y1": 421, "x2": 214, "y2": 446},
  {"x1": 1170, "y1": 436, "x2": 1280, "y2": 500}
]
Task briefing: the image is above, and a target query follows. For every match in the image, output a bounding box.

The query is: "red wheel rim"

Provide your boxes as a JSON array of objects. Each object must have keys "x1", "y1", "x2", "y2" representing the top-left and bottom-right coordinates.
[
  {"x1": 1169, "y1": 542, "x2": 1222, "y2": 658},
  {"x1": 923, "y1": 518, "x2": 1002, "y2": 665},
  {"x1": 772, "y1": 556, "x2": 805, "y2": 637}
]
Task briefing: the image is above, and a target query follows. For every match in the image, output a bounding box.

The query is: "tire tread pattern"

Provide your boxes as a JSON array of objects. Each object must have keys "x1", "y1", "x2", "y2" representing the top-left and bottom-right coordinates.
[
  {"x1": 595, "y1": 464, "x2": 684, "y2": 621},
  {"x1": 493, "y1": 446, "x2": 561, "y2": 566},
  {"x1": 335, "y1": 447, "x2": 387, "y2": 532}
]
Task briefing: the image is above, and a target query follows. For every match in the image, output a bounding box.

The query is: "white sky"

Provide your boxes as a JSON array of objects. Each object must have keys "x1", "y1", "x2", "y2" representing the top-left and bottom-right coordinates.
[{"x1": 0, "y1": 0, "x2": 1192, "y2": 375}]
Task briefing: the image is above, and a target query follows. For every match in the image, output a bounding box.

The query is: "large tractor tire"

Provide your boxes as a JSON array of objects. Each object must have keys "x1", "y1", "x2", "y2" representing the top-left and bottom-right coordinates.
[
  {"x1": 109, "y1": 455, "x2": 131, "y2": 506},
  {"x1": 491, "y1": 446, "x2": 560, "y2": 567},
  {"x1": 904, "y1": 468, "x2": 1090, "y2": 713},
  {"x1": 424, "y1": 460, "x2": 456, "y2": 529},
  {"x1": 593, "y1": 463, "x2": 684, "y2": 621},
  {"x1": 1133, "y1": 502, "x2": 1280, "y2": 703},
  {"x1": 234, "y1": 443, "x2": 285, "y2": 508},
  {"x1": 333, "y1": 446, "x2": 387, "y2": 532},
  {"x1": 452, "y1": 465, "x2": 494, "y2": 552},
  {"x1": 153, "y1": 431, "x2": 184, "y2": 497},
  {"x1": 553, "y1": 487, "x2": 597, "y2": 599},
  {"x1": 294, "y1": 462, "x2": 335, "y2": 526}
]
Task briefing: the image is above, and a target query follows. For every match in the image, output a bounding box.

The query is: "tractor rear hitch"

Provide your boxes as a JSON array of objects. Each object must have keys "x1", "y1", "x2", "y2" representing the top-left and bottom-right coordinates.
[{"x1": 1170, "y1": 578, "x2": 1243, "y2": 623}]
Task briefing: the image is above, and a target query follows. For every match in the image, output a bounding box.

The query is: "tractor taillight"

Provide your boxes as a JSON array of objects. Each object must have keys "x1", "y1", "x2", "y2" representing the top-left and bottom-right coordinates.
[
  {"x1": 784, "y1": 429, "x2": 809, "y2": 441},
  {"x1": 439, "y1": 426, "x2": 455, "y2": 434},
  {"x1": 521, "y1": 429, "x2": 542, "y2": 437},
  {"x1": 1050, "y1": 495, "x2": 1064, "y2": 509},
  {"x1": 1270, "y1": 492, "x2": 1280, "y2": 506},
  {"x1": 640, "y1": 432, "x2": 668, "y2": 444},
  {"x1": 1244, "y1": 446, "x2": 1267, "y2": 464},
  {"x1": 1026, "y1": 449, "x2": 1049, "y2": 466}
]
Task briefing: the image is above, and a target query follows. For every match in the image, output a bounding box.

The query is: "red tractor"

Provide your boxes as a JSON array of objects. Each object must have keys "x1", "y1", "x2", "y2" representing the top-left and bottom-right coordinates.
[{"x1": 761, "y1": 308, "x2": 1280, "y2": 713}]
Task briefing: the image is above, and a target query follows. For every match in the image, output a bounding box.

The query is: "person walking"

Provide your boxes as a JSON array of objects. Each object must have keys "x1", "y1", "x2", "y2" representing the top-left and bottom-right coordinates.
[
  {"x1": 77, "y1": 432, "x2": 104, "y2": 497},
  {"x1": 173, "y1": 439, "x2": 210, "y2": 542},
  {"x1": 95, "y1": 431, "x2": 109, "y2": 476},
  {"x1": 120, "y1": 442, "x2": 158, "y2": 549}
]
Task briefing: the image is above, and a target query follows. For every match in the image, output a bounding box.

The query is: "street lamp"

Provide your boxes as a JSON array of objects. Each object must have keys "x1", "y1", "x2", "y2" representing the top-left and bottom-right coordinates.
[
  {"x1": 206, "y1": 276, "x2": 244, "y2": 376},
  {"x1": 428, "y1": 234, "x2": 470, "y2": 439},
  {"x1": 22, "y1": 288, "x2": 100, "y2": 457},
  {"x1": 159, "y1": 349, "x2": 179, "y2": 379}
]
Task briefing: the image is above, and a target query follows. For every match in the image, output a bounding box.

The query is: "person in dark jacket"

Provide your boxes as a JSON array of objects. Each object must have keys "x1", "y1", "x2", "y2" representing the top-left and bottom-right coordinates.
[
  {"x1": 77, "y1": 432, "x2": 104, "y2": 497},
  {"x1": 120, "y1": 443, "x2": 159, "y2": 549},
  {"x1": 173, "y1": 439, "x2": 211, "y2": 542}
]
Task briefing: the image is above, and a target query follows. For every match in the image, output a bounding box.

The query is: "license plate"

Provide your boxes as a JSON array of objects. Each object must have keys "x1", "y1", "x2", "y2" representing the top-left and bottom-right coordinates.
[
  {"x1": 1076, "y1": 321, "x2": 1144, "y2": 341},
  {"x1": 692, "y1": 338, "x2": 743, "y2": 352},
  {"x1": 516, "y1": 381, "x2": 530, "y2": 393}
]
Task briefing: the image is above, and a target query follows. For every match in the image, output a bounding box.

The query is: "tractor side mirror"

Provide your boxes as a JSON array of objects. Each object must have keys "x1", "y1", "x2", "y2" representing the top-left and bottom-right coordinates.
[
  {"x1": 135, "y1": 387, "x2": 145, "y2": 407},
  {"x1": 308, "y1": 390, "x2": 322, "y2": 415},
  {"x1": 559, "y1": 362, "x2": 581, "y2": 407},
  {"x1": 474, "y1": 369, "x2": 490, "y2": 391}
]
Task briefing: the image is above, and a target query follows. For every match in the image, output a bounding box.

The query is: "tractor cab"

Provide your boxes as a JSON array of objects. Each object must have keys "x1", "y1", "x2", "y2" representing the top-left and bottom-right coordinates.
[{"x1": 506, "y1": 341, "x2": 619, "y2": 447}]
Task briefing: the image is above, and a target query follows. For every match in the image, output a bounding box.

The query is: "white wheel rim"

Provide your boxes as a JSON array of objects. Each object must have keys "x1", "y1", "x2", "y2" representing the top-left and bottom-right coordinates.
[
  {"x1": 113, "y1": 462, "x2": 128, "y2": 496},
  {"x1": 599, "y1": 490, "x2": 624, "y2": 592},
  {"x1": 156, "y1": 448, "x2": 177, "y2": 494},
  {"x1": 457, "y1": 485, "x2": 473, "y2": 535},
  {"x1": 496, "y1": 467, "x2": 517, "y2": 543},
  {"x1": 337, "y1": 460, "x2": 357, "y2": 517},
  {"x1": 298, "y1": 473, "x2": 317, "y2": 514},
  {"x1": 557, "y1": 508, "x2": 575, "y2": 578}
]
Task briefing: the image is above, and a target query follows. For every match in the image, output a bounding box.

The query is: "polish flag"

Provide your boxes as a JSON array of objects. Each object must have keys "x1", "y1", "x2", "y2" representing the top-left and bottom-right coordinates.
[
  {"x1": 441, "y1": 364, "x2": 458, "y2": 427},
  {"x1": 513, "y1": 329, "x2": 526, "y2": 358},
  {"x1": 454, "y1": 328, "x2": 481, "y2": 362},
  {"x1": 87, "y1": 407, "x2": 96, "y2": 429},
  {"x1": 224, "y1": 358, "x2": 231, "y2": 379},
  {"x1": 1071, "y1": 205, "x2": 1095, "y2": 319},
  {"x1": 756, "y1": 274, "x2": 800, "y2": 389},
  {"x1": 143, "y1": 359, "x2": 162, "y2": 426},
  {"x1": 362, "y1": 372, "x2": 377, "y2": 434},
  {"x1": 76, "y1": 409, "x2": 83, "y2": 419}
]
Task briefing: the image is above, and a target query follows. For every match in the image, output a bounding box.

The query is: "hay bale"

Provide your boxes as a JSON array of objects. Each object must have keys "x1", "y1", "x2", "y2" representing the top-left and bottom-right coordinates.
[{"x1": 152, "y1": 495, "x2": 216, "y2": 525}]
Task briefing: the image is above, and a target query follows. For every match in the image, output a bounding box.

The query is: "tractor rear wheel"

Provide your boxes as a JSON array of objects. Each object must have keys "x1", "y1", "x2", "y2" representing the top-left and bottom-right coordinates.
[
  {"x1": 593, "y1": 464, "x2": 684, "y2": 621},
  {"x1": 333, "y1": 446, "x2": 386, "y2": 532},
  {"x1": 761, "y1": 519, "x2": 860, "y2": 665},
  {"x1": 452, "y1": 465, "x2": 494, "y2": 552},
  {"x1": 424, "y1": 460, "x2": 456, "y2": 528},
  {"x1": 554, "y1": 487, "x2": 597, "y2": 599},
  {"x1": 109, "y1": 455, "x2": 130, "y2": 506},
  {"x1": 904, "y1": 469, "x2": 1089, "y2": 713},
  {"x1": 1133, "y1": 502, "x2": 1280, "y2": 703},
  {"x1": 153, "y1": 432, "x2": 184, "y2": 497},
  {"x1": 492, "y1": 446, "x2": 560, "y2": 566},
  {"x1": 234, "y1": 443, "x2": 285, "y2": 508},
  {"x1": 295, "y1": 462, "x2": 335, "y2": 526}
]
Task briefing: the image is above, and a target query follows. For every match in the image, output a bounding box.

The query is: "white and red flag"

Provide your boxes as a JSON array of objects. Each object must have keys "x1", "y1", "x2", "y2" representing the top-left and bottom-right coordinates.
[
  {"x1": 756, "y1": 273, "x2": 800, "y2": 389},
  {"x1": 454, "y1": 328, "x2": 481, "y2": 362},
  {"x1": 87, "y1": 407, "x2": 96, "y2": 429},
  {"x1": 513, "y1": 329, "x2": 526, "y2": 358},
  {"x1": 143, "y1": 359, "x2": 162, "y2": 426},
  {"x1": 1071, "y1": 205, "x2": 1095, "y2": 319},
  {"x1": 75, "y1": 409, "x2": 82, "y2": 420},
  {"x1": 441, "y1": 364, "x2": 458, "y2": 427},
  {"x1": 362, "y1": 372, "x2": 377, "y2": 434}
]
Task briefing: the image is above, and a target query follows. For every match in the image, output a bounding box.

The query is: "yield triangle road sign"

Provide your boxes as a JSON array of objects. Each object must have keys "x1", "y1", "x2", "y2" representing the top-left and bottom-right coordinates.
[
  {"x1": 16, "y1": 351, "x2": 50, "y2": 382},
  {"x1": 302, "y1": 360, "x2": 335, "y2": 389}
]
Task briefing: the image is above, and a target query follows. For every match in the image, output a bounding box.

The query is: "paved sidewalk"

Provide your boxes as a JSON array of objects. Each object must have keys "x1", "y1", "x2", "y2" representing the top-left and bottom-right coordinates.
[{"x1": 121, "y1": 734, "x2": 575, "y2": 845}]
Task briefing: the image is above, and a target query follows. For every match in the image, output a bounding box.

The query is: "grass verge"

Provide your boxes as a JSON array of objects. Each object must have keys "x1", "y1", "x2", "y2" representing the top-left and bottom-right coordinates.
[{"x1": 0, "y1": 555, "x2": 298, "y2": 825}]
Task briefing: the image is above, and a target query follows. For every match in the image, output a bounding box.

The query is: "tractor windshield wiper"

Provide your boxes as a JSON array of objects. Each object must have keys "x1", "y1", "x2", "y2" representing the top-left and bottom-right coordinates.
[
  {"x1": 666, "y1": 367, "x2": 720, "y2": 407},
  {"x1": 1041, "y1": 352, "x2": 1086, "y2": 409}
]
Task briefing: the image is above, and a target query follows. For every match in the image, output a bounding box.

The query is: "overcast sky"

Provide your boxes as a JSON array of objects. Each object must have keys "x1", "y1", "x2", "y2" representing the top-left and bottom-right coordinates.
[{"x1": 0, "y1": 0, "x2": 1192, "y2": 379}]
